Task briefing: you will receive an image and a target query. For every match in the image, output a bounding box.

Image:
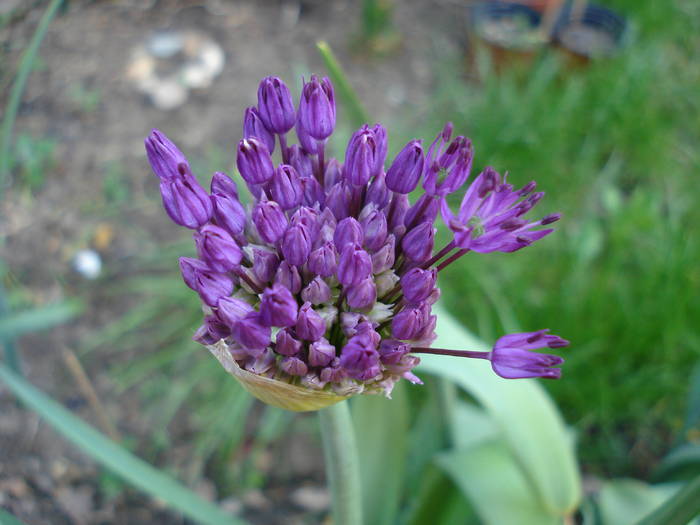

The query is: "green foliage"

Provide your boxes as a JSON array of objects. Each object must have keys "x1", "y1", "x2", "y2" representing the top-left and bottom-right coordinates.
[
  {"x1": 0, "y1": 363, "x2": 243, "y2": 525},
  {"x1": 11, "y1": 133, "x2": 57, "y2": 192},
  {"x1": 423, "y1": 1, "x2": 700, "y2": 476}
]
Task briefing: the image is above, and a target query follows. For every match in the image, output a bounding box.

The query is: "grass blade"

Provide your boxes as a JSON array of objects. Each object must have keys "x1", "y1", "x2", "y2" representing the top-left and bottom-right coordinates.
[
  {"x1": 636, "y1": 476, "x2": 700, "y2": 525},
  {"x1": 0, "y1": 363, "x2": 245, "y2": 525},
  {"x1": 0, "y1": 300, "x2": 83, "y2": 339},
  {"x1": 0, "y1": 0, "x2": 64, "y2": 192},
  {"x1": 316, "y1": 41, "x2": 370, "y2": 128}
]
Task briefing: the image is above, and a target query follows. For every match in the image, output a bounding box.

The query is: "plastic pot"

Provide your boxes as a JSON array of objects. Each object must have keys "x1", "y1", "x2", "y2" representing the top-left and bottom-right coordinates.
[{"x1": 554, "y1": 3, "x2": 627, "y2": 61}]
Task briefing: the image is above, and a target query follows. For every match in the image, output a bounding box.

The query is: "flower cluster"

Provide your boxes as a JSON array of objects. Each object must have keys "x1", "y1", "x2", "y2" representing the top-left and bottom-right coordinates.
[{"x1": 145, "y1": 75, "x2": 567, "y2": 403}]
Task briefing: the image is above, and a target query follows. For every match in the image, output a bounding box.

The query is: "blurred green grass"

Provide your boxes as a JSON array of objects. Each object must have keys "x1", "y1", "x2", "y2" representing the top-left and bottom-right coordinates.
[{"x1": 427, "y1": 0, "x2": 700, "y2": 476}]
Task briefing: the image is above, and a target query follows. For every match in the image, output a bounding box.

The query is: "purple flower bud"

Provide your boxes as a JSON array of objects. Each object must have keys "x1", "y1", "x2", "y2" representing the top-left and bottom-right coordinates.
[
  {"x1": 371, "y1": 235, "x2": 395, "y2": 274},
  {"x1": 274, "y1": 261, "x2": 302, "y2": 294},
  {"x1": 402, "y1": 222, "x2": 435, "y2": 262},
  {"x1": 392, "y1": 304, "x2": 429, "y2": 340},
  {"x1": 302, "y1": 276, "x2": 332, "y2": 305},
  {"x1": 320, "y1": 358, "x2": 347, "y2": 383},
  {"x1": 317, "y1": 208, "x2": 337, "y2": 244},
  {"x1": 179, "y1": 257, "x2": 233, "y2": 307},
  {"x1": 371, "y1": 124, "x2": 388, "y2": 174},
  {"x1": 340, "y1": 312, "x2": 368, "y2": 337},
  {"x1": 288, "y1": 145, "x2": 314, "y2": 178},
  {"x1": 308, "y1": 242, "x2": 338, "y2": 277},
  {"x1": 490, "y1": 330, "x2": 567, "y2": 379},
  {"x1": 334, "y1": 217, "x2": 364, "y2": 249},
  {"x1": 340, "y1": 335, "x2": 380, "y2": 380},
  {"x1": 298, "y1": 75, "x2": 336, "y2": 140},
  {"x1": 379, "y1": 339, "x2": 410, "y2": 365},
  {"x1": 252, "y1": 247, "x2": 279, "y2": 283},
  {"x1": 159, "y1": 166, "x2": 213, "y2": 229},
  {"x1": 359, "y1": 205, "x2": 388, "y2": 252},
  {"x1": 243, "y1": 106, "x2": 275, "y2": 153},
  {"x1": 366, "y1": 172, "x2": 391, "y2": 209},
  {"x1": 281, "y1": 224, "x2": 313, "y2": 266},
  {"x1": 210, "y1": 171, "x2": 239, "y2": 198},
  {"x1": 275, "y1": 328, "x2": 302, "y2": 356},
  {"x1": 236, "y1": 138, "x2": 274, "y2": 185},
  {"x1": 296, "y1": 302, "x2": 326, "y2": 341},
  {"x1": 324, "y1": 158, "x2": 343, "y2": 187},
  {"x1": 257, "y1": 76, "x2": 296, "y2": 134},
  {"x1": 252, "y1": 199, "x2": 288, "y2": 244},
  {"x1": 145, "y1": 129, "x2": 187, "y2": 181},
  {"x1": 400, "y1": 267, "x2": 437, "y2": 304},
  {"x1": 344, "y1": 125, "x2": 383, "y2": 186},
  {"x1": 216, "y1": 296, "x2": 254, "y2": 328},
  {"x1": 337, "y1": 244, "x2": 372, "y2": 286},
  {"x1": 194, "y1": 225, "x2": 242, "y2": 273},
  {"x1": 232, "y1": 311, "x2": 271, "y2": 353},
  {"x1": 541, "y1": 213, "x2": 561, "y2": 225},
  {"x1": 259, "y1": 284, "x2": 298, "y2": 327},
  {"x1": 308, "y1": 337, "x2": 336, "y2": 367},
  {"x1": 346, "y1": 277, "x2": 377, "y2": 310},
  {"x1": 387, "y1": 193, "x2": 409, "y2": 233},
  {"x1": 385, "y1": 139, "x2": 425, "y2": 193},
  {"x1": 296, "y1": 120, "x2": 321, "y2": 154},
  {"x1": 299, "y1": 176, "x2": 325, "y2": 208},
  {"x1": 404, "y1": 194, "x2": 439, "y2": 230},
  {"x1": 290, "y1": 206, "x2": 320, "y2": 237},
  {"x1": 211, "y1": 192, "x2": 246, "y2": 236},
  {"x1": 193, "y1": 316, "x2": 229, "y2": 346},
  {"x1": 270, "y1": 164, "x2": 303, "y2": 210},
  {"x1": 325, "y1": 182, "x2": 351, "y2": 220},
  {"x1": 245, "y1": 348, "x2": 276, "y2": 373},
  {"x1": 281, "y1": 356, "x2": 308, "y2": 376}
]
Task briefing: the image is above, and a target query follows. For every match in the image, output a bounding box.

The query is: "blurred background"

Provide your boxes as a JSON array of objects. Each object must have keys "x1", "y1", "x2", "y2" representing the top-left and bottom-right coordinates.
[{"x1": 1, "y1": 0, "x2": 698, "y2": 523}]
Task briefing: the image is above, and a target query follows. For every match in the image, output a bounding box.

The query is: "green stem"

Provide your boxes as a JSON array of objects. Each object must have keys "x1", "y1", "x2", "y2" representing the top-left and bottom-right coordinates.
[{"x1": 319, "y1": 401, "x2": 363, "y2": 525}]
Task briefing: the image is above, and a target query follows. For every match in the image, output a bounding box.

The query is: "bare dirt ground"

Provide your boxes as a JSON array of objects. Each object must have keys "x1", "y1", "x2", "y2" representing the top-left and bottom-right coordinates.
[{"x1": 0, "y1": 1, "x2": 466, "y2": 522}]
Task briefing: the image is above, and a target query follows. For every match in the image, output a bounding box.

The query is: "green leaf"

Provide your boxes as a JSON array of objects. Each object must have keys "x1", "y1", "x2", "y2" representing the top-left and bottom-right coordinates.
[
  {"x1": 597, "y1": 479, "x2": 677, "y2": 525},
  {"x1": 654, "y1": 443, "x2": 700, "y2": 482},
  {"x1": 437, "y1": 439, "x2": 561, "y2": 525},
  {"x1": 419, "y1": 305, "x2": 582, "y2": 515},
  {"x1": 404, "y1": 465, "x2": 478, "y2": 525},
  {"x1": 636, "y1": 476, "x2": 700, "y2": 525},
  {"x1": 0, "y1": 300, "x2": 83, "y2": 339},
  {"x1": 351, "y1": 381, "x2": 409, "y2": 525},
  {"x1": 0, "y1": 363, "x2": 244, "y2": 525},
  {"x1": 316, "y1": 41, "x2": 370, "y2": 129}
]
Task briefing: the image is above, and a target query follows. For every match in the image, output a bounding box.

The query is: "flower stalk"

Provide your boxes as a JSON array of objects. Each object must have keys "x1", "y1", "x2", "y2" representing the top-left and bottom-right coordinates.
[{"x1": 319, "y1": 401, "x2": 363, "y2": 525}]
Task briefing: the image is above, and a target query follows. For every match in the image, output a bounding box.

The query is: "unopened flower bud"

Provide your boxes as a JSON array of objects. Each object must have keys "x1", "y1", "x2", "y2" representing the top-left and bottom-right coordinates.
[
  {"x1": 359, "y1": 205, "x2": 388, "y2": 252},
  {"x1": 334, "y1": 217, "x2": 364, "y2": 249},
  {"x1": 337, "y1": 244, "x2": 372, "y2": 286},
  {"x1": 252, "y1": 247, "x2": 279, "y2": 283},
  {"x1": 387, "y1": 193, "x2": 409, "y2": 232},
  {"x1": 210, "y1": 171, "x2": 239, "y2": 198},
  {"x1": 324, "y1": 158, "x2": 342, "y2": 187},
  {"x1": 288, "y1": 145, "x2": 314, "y2": 178},
  {"x1": 216, "y1": 296, "x2": 254, "y2": 328},
  {"x1": 211, "y1": 192, "x2": 246, "y2": 236},
  {"x1": 194, "y1": 225, "x2": 242, "y2": 273},
  {"x1": 402, "y1": 222, "x2": 435, "y2": 262},
  {"x1": 179, "y1": 257, "x2": 233, "y2": 307},
  {"x1": 308, "y1": 242, "x2": 338, "y2": 277},
  {"x1": 325, "y1": 182, "x2": 351, "y2": 220},
  {"x1": 340, "y1": 335, "x2": 380, "y2": 380},
  {"x1": 275, "y1": 328, "x2": 302, "y2": 356},
  {"x1": 346, "y1": 277, "x2": 377, "y2": 310},
  {"x1": 296, "y1": 302, "x2": 326, "y2": 341},
  {"x1": 386, "y1": 140, "x2": 425, "y2": 193},
  {"x1": 281, "y1": 224, "x2": 313, "y2": 266},
  {"x1": 320, "y1": 358, "x2": 347, "y2": 383},
  {"x1": 366, "y1": 172, "x2": 391, "y2": 209},
  {"x1": 344, "y1": 125, "x2": 382, "y2": 186},
  {"x1": 259, "y1": 284, "x2": 298, "y2": 327},
  {"x1": 302, "y1": 276, "x2": 332, "y2": 305},
  {"x1": 274, "y1": 261, "x2": 302, "y2": 294},
  {"x1": 372, "y1": 235, "x2": 396, "y2": 274},
  {"x1": 392, "y1": 304, "x2": 428, "y2": 340},
  {"x1": 299, "y1": 176, "x2": 326, "y2": 207},
  {"x1": 298, "y1": 75, "x2": 336, "y2": 140},
  {"x1": 236, "y1": 138, "x2": 274, "y2": 185},
  {"x1": 145, "y1": 129, "x2": 187, "y2": 181},
  {"x1": 253, "y1": 200, "x2": 288, "y2": 244},
  {"x1": 308, "y1": 337, "x2": 336, "y2": 367},
  {"x1": 378, "y1": 339, "x2": 410, "y2": 365},
  {"x1": 401, "y1": 267, "x2": 437, "y2": 304},
  {"x1": 281, "y1": 356, "x2": 308, "y2": 376},
  {"x1": 159, "y1": 166, "x2": 212, "y2": 229},
  {"x1": 257, "y1": 76, "x2": 296, "y2": 134},
  {"x1": 270, "y1": 164, "x2": 303, "y2": 210},
  {"x1": 232, "y1": 312, "x2": 271, "y2": 353},
  {"x1": 243, "y1": 106, "x2": 275, "y2": 153}
]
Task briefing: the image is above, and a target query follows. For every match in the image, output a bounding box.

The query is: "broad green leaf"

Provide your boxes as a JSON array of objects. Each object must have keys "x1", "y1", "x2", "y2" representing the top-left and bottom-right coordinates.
[
  {"x1": 451, "y1": 400, "x2": 499, "y2": 450},
  {"x1": 404, "y1": 465, "x2": 478, "y2": 525},
  {"x1": 654, "y1": 443, "x2": 700, "y2": 482},
  {"x1": 0, "y1": 300, "x2": 83, "y2": 339},
  {"x1": 419, "y1": 305, "x2": 582, "y2": 515},
  {"x1": 437, "y1": 439, "x2": 560, "y2": 525},
  {"x1": 352, "y1": 380, "x2": 409, "y2": 525},
  {"x1": 0, "y1": 363, "x2": 244, "y2": 525},
  {"x1": 597, "y1": 479, "x2": 677, "y2": 525}
]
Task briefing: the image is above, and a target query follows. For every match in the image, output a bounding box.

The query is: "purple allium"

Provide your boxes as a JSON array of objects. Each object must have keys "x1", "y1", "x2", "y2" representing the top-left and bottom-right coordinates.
[{"x1": 146, "y1": 75, "x2": 567, "y2": 407}]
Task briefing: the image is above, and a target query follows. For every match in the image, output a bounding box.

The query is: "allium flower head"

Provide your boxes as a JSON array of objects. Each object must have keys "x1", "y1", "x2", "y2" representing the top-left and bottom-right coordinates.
[{"x1": 145, "y1": 76, "x2": 568, "y2": 411}]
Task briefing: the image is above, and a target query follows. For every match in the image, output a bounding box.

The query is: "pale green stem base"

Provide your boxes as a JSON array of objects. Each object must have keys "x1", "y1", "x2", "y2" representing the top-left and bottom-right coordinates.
[{"x1": 319, "y1": 401, "x2": 363, "y2": 525}]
